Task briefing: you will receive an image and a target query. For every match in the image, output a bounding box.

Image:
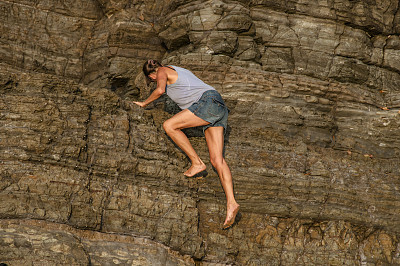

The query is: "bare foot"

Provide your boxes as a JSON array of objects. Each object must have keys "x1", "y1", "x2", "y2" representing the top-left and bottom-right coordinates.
[
  {"x1": 223, "y1": 203, "x2": 240, "y2": 229},
  {"x1": 184, "y1": 162, "x2": 206, "y2": 177}
]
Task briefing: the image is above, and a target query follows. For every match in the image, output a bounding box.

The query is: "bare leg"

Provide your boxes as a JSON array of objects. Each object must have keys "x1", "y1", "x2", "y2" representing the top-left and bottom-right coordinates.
[
  {"x1": 204, "y1": 126, "x2": 240, "y2": 228},
  {"x1": 163, "y1": 109, "x2": 210, "y2": 177}
]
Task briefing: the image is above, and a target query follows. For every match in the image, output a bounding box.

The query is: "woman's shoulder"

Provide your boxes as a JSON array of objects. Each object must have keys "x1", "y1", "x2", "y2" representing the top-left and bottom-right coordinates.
[{"x1": 165, "y1": 65, "x2": 181, "y2": 70}]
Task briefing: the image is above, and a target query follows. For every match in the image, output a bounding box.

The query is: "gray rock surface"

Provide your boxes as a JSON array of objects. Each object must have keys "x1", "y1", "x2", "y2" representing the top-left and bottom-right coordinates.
[
  {"x1": 0, "y1": 219, "x2": 193, "y2": 265},
  {"x1": 1, "y1": 0, "x2": 400, "y2": 265}
]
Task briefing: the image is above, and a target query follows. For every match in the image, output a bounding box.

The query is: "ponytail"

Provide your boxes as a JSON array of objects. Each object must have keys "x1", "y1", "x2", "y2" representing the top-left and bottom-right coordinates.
[{"x1": 143, "y1": 59, "x2": 163, "y2": 79}]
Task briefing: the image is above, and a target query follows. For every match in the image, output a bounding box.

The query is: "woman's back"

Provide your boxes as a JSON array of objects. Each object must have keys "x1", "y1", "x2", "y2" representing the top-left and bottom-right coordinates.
[{"x1": 166, "y1": 66, "x2": 215, "y2": 109}]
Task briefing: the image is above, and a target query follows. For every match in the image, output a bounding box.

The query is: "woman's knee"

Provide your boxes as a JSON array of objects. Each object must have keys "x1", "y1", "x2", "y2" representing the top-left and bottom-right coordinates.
[
  {"x1": 163, "y1": 120, "x2": 171, "y2": 133},
  {"x1": 210, "y1": 156, "x2": 225, "y2": 169},
  {"x1": 163, "y1": 119, "x2": 176, "y2": 134}
]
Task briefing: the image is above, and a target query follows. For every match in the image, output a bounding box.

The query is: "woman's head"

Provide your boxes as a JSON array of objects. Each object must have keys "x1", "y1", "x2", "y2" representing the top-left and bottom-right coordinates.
[{"x1": 143, "y1": 59, "x2": 163, "y2": 81}]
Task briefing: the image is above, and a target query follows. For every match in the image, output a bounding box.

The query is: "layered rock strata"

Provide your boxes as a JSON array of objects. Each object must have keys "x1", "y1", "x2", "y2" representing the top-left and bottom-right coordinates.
[{"x1": 1, "y1": 0, "x2": 400, "y2": 265}]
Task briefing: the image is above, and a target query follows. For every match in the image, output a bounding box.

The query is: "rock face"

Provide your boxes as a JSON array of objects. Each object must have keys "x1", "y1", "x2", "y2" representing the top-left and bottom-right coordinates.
[{"x1": 1, "y1": 0, "x2": 400, "y2": 265}]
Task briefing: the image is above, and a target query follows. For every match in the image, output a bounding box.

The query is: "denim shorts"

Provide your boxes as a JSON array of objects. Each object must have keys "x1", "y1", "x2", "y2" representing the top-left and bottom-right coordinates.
[{"x1": 187, "y1": 90, "x2": 229, "y2": 134}]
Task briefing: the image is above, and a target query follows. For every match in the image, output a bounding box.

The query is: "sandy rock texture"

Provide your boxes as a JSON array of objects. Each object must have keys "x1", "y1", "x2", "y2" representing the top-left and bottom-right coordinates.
[{"x1": 1, "y1": 0, "x2": 400, "y2": 265}]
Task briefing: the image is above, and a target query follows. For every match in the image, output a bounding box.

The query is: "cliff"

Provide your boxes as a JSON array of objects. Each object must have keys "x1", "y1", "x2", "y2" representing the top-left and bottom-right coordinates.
[{"x1": 1, "y1": 0, "x2": 400, "y2": 265}]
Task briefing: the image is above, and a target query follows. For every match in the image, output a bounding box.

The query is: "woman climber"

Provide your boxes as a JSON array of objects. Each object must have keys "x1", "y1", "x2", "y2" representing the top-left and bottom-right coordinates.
[{"x1": 133, "y1": 59, "x2": 240, "y2": 230}]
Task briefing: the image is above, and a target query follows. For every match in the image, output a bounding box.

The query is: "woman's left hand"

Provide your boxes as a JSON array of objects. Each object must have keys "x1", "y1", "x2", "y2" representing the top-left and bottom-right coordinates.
[{"x1": 133, "y1": 101, "x2": 147, "y2": 108}]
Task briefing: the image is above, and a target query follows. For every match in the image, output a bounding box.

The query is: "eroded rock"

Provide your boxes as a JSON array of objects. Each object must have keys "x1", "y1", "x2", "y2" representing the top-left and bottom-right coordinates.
[{"x1": 1, "y1": 0, "x2": 400, "y2": 265}]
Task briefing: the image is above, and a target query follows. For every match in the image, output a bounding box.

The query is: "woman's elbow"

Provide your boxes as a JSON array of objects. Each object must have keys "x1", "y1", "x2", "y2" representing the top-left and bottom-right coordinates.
[{"x1": 156, "y1": 87, "x2": 165, "y2": 95}]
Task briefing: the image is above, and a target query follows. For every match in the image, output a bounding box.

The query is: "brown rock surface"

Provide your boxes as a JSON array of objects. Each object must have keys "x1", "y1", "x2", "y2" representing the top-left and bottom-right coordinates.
[{"x1": 1, "y1": 0, "x2": 400, "y2": 265}]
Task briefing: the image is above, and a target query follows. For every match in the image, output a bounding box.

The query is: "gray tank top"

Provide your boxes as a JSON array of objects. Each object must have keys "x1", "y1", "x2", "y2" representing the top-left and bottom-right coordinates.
[{"x1": 166, "y1": 66, "x2": 215, "y2": 109}]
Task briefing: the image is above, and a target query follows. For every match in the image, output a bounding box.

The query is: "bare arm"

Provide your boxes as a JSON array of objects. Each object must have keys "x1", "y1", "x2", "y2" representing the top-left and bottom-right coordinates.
[{"x1": 134, "y1": 68, "x2": 168, "y2": 107}]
